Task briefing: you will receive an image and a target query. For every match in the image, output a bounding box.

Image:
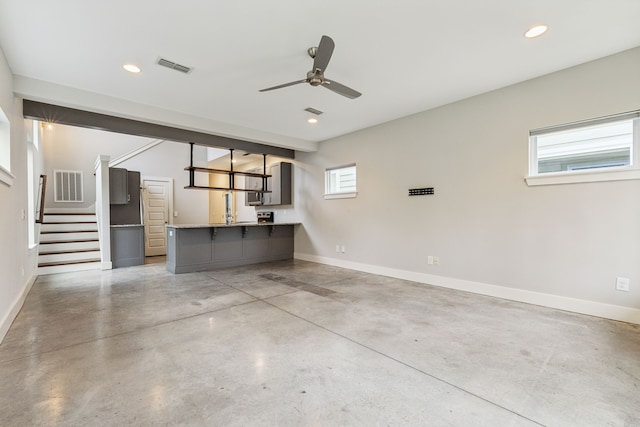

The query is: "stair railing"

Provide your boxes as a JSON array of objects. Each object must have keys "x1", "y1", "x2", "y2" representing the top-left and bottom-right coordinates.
[{"x1": 35, "y1": 174, "x2": 47, "y2": 224}]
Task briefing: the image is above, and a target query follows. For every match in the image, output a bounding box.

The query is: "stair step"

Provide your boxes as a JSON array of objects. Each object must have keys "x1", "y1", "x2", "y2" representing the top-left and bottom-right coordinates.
[
  {"x1": 40, "y1": 238, "x2": 99, "y2": 245},
  {"x1": 41, "y1": 223, "x2": 97, "y2": 232},
  {"x1": 38, "y1": 258, "x2": 101, "y2": 268},
  {"x1": 39, "y1": 250, "x2": 101, "y2": 264},
  {"x1": 39, "y1": 248, "x2": 101, "y2": 256},
  {"x1": 40, "y1": 231, "x2": 99, "y2": 242},
  {"x1": 41, "y1": 229, "x2": 98, "y2": 234},
  {"x1": 45, "y1": 212, "x2": 95, "y2": 215},
  {"x1": 39, "y1": 242, "x2": 99, "y2": 252},
  {"x1": 38, "y1": 261, "x2": 102, "y2": 275},
  {"x1": 43, "y1": 221, "x2": 97, "y2": 224}
]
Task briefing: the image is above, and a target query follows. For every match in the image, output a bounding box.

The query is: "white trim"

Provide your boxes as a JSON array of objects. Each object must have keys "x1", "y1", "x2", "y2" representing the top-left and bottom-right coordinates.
[
  {"x1": 324, "y1": 192, "x2": 357, "y2": 199},
  {"x1": 293, "y1": 253, "x2": 640, "y2": 325},
  {"x1": 0, "y1": 275, "x2": 36, "y2": 344},
  {"x1": 109, "y1": 139, "x2": 164, "y2": 168},
  {"x1": 141, "y1": 176, "x2": 175, "y2": 225},
  {"x1": 525, "y1": 167, "x2": 640, "y2": 186},
  {"x1": 101, "y1": 261, "x2": 112, "y2": 270},
  {"x1": 0, "y1": 163, "x2": 15, "y2": 187},
  {"x1": 94, "y1": 155, "x2": 111, "y2": 268}
]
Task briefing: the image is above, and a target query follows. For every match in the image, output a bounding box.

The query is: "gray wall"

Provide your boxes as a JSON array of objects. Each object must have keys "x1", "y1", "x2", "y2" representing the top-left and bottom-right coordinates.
[{"x1": 292, "y1": 47, "x2": 640, "y2": 311}]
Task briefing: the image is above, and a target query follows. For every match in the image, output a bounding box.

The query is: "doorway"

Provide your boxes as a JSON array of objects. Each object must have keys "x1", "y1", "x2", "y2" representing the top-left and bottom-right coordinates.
[{"x1": 141, "y1": 177, "x2": 173, "y2": 257}]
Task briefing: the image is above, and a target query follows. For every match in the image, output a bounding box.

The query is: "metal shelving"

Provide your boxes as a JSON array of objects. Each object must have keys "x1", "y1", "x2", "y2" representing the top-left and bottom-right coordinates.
[{"x1": 184, "y1": 143, "x2": 271, "y2": 192}]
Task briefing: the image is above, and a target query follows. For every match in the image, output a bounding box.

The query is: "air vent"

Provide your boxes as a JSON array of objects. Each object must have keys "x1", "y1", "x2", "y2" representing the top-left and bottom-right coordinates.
[
  {"x1": 304, "y1": 107, "x2": 324, "y2": 115},
  {"x1": 54, "y1": 170, "x2": 84, "y2": 202},
  {"x1": 157, "y1": 58, "x2": 192, "y2": 74}
]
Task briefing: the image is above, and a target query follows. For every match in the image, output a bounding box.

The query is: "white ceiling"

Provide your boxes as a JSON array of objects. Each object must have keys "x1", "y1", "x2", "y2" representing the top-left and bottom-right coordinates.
[{"x1": 1, "y1": 0, "x2": 639, "y2": 151}]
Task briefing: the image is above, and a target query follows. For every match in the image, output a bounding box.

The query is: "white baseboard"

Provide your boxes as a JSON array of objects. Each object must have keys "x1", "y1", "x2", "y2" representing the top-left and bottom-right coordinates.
[
  {"x1": 0, "y1": 275, "x2": 37, "y2": 344},
  {"x1": 294, "y1": 253, "x2": 640, "y2": 325},
  {"x1": 101, "y1": 261, "x2": 112, "y2": 270}
]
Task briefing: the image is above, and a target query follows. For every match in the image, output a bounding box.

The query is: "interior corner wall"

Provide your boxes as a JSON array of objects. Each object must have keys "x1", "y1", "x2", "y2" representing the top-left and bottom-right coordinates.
[
  {"x1": 0, "y1": 47, "x2": 40, "y2": 342},
  {"x1": 292, "y1": 47, "x2": 640, "y2": 320}
]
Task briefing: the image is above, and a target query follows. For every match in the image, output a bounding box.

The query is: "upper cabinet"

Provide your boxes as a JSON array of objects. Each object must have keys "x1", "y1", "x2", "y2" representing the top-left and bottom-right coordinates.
[
  {"x1": 109, "y1": 167, "x2": 128, "y2": 205},
  {"x1": 263, "y1": 162, "x2": 292, "y2": 206},
  {"x1": 245, "y1": 162, "x2": 292, "y2": 206}
]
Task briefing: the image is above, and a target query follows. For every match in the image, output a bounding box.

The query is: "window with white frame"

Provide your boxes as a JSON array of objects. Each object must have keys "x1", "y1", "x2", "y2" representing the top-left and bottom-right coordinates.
[
  {"x1": 0, "y1": 106, "x2": 13, "y2": 186},
  {"x1": 526, "y1": 111, "x2": 640, "y2": 186},
  {"x1": 324, "y1": 164, "x2": 357, "y2": 199},
  {"x1": 27, "y1": 120, "x2": 41, "y2": 248}
]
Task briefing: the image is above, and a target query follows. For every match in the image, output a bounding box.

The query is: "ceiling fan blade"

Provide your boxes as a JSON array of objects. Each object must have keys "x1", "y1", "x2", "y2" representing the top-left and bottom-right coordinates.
[
  {"x1": 322, "y1": 79, "x2": 361, "y2": 99},
  {"x1": 259, "y1": 79, "x2": 307, "y2": 92},
  {"x1": 313, "y1": 35, "x2": 335, "y2": 73}
]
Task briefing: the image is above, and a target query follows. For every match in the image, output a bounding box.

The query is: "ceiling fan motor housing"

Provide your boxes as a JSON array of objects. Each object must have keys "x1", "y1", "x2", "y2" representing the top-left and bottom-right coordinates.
[{"x1": 307, "y1": 70, "x2": 324, "y2": 86}]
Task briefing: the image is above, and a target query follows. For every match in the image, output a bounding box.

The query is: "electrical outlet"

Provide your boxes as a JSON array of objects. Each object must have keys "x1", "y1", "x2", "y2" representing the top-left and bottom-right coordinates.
[
  {"x1": 335, "y1": 245, "x2": 340, "y2": 252},
  {"x1": 341, "y1": 245, "x2": 346, "y2": 253},
  {"x1": 616, "y1": 277, "x2": 630, "y2": 292},
  {"x1": 434, "y1": 256, "x2": 440, "y2": 265},
  {"x1": 427, "y1": 256, "x2": 433, "y2": 265}
]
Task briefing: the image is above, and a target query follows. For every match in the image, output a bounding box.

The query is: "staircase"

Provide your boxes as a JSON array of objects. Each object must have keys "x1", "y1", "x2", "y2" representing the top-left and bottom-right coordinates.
[{"x1": 38, "y1": 210, "x2": 102, "y2": 275}]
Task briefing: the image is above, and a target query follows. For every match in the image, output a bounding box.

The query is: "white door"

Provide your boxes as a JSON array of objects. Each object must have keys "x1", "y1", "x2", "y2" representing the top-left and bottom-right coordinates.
[{"x1": 142, "y1": 179, "x2": 172, "y2": 256}]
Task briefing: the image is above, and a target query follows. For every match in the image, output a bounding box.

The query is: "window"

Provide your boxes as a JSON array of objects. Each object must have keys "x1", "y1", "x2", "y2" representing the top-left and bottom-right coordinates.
[
  {"x1": 526, "y1": 111, "x2": 640, "y2": 186},
  {"x1": 0, "y1": 106, "x2": 13, "y2": 186},
  {"x1": 324, "y1": 164, "x2": 357, "y2": 199}
]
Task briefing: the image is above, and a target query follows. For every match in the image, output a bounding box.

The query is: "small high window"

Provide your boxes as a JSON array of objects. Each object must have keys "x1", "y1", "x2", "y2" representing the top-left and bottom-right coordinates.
[
  {"x1": 526, "y1": 111, "x2": 640, "y2": 186},
  {"x1": 324, "y1": 164, "x2": 357, "y2": 199}
]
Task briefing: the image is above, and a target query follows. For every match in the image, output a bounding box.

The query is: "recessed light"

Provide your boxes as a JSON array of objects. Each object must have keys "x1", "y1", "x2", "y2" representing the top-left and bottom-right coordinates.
[
  {"x1": 123, "y1": 64, "x2": 141, "y2": 73},
  {"x1": 524, "y1": 25, "x2": 548, "y2": 38},
  {"x1": 307, "y1": 118, "x2": 318, "y2": 124}
]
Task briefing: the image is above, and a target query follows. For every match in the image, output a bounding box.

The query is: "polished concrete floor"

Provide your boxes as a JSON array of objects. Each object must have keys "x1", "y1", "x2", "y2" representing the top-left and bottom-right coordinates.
[{"x1": 1, "y1": 260, "x2": 639, "y2": 426}]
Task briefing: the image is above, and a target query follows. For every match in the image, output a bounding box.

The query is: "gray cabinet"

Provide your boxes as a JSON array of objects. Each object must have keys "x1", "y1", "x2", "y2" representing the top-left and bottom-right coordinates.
[
  {"x1": 111, "y1": 226, "x2": 144, "y2": 268},
  {"x1": 166, "y1": 224, "x2": 296, "y2": 274},
  {"x1": 109, "y1": 168, "x2": 128, "y2": 205},
  {"x1": 110, "y1": 171, "x2": 141, "y2": 225},
  {"x1": 246, "y1": 162, "x2": 292, "y2": 206}
]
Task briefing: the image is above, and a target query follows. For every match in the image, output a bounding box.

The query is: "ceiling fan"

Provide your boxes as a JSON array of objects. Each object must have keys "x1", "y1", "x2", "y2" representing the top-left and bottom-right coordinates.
[{"x1": 259, "y1": 35, "x2": 361, "y2": 99}]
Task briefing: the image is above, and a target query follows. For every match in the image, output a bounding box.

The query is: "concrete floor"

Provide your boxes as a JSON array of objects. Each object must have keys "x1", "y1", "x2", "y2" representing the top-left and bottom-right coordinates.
[{"x1": 1, "y1": 260, "x2": 639, "y2": 426}]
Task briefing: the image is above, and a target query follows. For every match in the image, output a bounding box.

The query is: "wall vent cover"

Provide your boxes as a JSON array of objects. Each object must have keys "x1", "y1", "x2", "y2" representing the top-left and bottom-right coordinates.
[
  {"x1": 54, "y1": 170, "x2": 84, "y2": 202},
  {"x1": 304, "y1": 107, "x2": 324, "y2": 115},
  {"x1": 157, "y1": 58, "x2": 192, "y2": 74}
]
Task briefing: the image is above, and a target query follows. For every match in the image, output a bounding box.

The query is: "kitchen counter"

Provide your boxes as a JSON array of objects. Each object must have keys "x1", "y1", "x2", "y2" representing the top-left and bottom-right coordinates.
[
  {"x1": 166, "y1": 222, "x2": 300, "y2": 274},
  {"x1": 166, "y1": 222, "x2": 300, "y2": 229}
]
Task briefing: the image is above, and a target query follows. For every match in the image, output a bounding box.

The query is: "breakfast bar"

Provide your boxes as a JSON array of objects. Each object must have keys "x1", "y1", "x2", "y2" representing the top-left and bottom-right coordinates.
[{"x1": 166, "y1": 222, "x2": 299, "y2": 273}]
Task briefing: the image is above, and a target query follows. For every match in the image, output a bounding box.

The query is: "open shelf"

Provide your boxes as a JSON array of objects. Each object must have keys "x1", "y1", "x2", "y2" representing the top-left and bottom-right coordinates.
[
  {"x1": 184, "y1": 144, "x2": 272, "y2": 193},
  {"x1": 184, "y1": 185, "x2": 271, "y2": 193},
  {"x1": 184, "y1": 166, "x2": 272, "y2": 178}
]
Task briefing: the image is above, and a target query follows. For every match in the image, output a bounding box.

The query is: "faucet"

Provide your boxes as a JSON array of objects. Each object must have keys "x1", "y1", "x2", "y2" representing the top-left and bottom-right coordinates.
[{"x1": 224, "y1": 191, "x2": 233, "y2": 225}]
